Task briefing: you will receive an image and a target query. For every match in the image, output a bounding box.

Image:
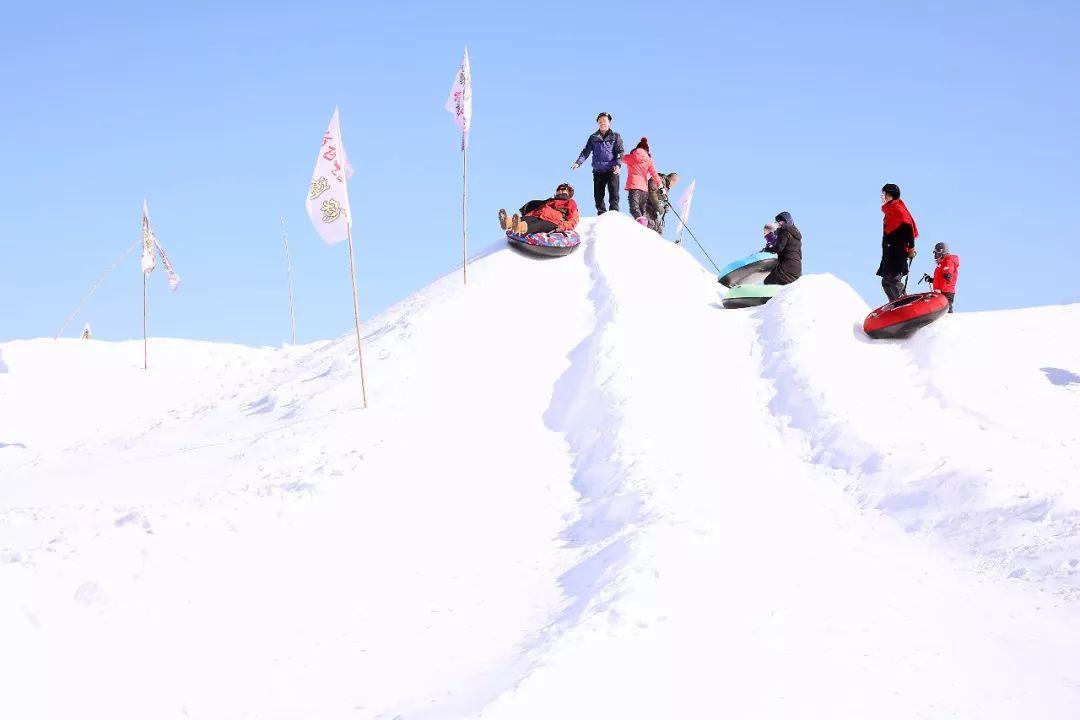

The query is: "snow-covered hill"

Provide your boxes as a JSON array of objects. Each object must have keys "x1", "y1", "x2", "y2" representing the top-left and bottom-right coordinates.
[{"x1": 3, "y1": 213, "x2": 1080, "y2": 718}]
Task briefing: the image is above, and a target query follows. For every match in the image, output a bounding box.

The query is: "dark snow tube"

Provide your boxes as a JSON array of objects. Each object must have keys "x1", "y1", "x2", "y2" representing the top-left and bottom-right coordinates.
[
  {"x1": 717, "y1": 251, "x2": 779, "y2": 288},
  {"x1": 863, "y1": 292, "x2": 950, "y2": 339},
  {"x1": 506, "y1": 230, "x2": 581, "y2": 257},
  {"x1": 722, "y1": 284, "x2": 781, "y2": 309}
]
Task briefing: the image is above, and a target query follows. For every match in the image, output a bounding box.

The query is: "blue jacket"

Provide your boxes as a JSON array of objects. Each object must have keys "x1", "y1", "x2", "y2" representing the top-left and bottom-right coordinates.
[{"x1": 576, "y1": 130, "x2": 624, "y2": 173}]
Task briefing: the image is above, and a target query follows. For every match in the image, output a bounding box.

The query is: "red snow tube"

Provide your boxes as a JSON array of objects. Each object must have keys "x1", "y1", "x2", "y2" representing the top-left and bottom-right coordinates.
[{"x1": 863, "y1": 292, "x2": 950, "y2": 339}]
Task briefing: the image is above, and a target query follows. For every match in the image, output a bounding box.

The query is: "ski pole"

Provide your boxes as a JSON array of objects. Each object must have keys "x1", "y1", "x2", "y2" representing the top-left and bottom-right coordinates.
[{"x1": 665, "y1": 202, "x2": 722, "y2": 274}]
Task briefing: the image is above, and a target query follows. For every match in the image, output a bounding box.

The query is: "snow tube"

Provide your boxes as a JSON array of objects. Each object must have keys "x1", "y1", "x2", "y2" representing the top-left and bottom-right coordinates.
[
  {"x1": 506, "y1": 229, "x2": 581, "y2": 257},
  {"x1": 863, "y1": 292, "x2": 950, "y2": 339},
  {"x1": 717, "y1": 251, "x2": 778, "y2": 287},
  {"x1": 721, "y1": 284, "x2": 781, "y2": 309}
]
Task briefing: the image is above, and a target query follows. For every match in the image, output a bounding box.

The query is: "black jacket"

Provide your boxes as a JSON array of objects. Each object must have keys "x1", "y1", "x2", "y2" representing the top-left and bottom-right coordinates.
[
  {"x1": 765, "y1": 223, "x2": 803, "y2": 284},
  {"x1": 877, "y1": 223, "x2": 915, "y2": 277}
]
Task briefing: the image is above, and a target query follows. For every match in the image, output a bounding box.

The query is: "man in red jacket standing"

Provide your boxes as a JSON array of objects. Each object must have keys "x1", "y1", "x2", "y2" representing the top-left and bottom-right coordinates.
[
  {"x1": 929, "y1": 242, "x2": 959, "y2": 312},
  {"x1": 877, "y1": 183, "x2": 918, "y2": 301}
]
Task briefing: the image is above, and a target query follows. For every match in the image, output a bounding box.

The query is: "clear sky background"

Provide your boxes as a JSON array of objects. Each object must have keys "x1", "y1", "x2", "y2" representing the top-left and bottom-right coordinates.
[{"x1": 2, "y1": 1, "x2": 1078, "y2": 346}]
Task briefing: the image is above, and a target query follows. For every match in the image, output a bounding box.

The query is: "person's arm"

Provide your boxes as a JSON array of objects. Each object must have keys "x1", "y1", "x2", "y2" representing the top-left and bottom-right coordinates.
[
  {"x1": 772, "y1": 229, "x2": 789, "y2": 256},
  {"x1": 613, "y1": 133, "x2": 624, "y2": 172},
  {"x1": 573, "y1": 136, "x2": 593, "y2": 169},
  {"x1": 563, "y1": 200, "x2": 580, "y2": 231}
]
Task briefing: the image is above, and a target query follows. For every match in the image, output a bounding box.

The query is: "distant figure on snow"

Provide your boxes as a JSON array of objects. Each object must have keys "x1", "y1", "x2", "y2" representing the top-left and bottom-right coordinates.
[
  {"x1": 878, "y1": 183, "x2": 918, "y2": 301},
  {"x1": 81, "y1": 323, "x2": 93, "y2": 340},
  {"x1": 621, "y1": 137, "x2": 663, "y2": 227},
  {"x1": 571, "y1": 112, "x2": 624, "y2": 215},
  {"x1": 921, "y1": 241, "x2": 960, "y2": 312},
  {"x1": 498, "y1": 183, "x2": 580, "y2": 236},
  {"x1": 647, "y1": 172, "x2": 679, "y2": 234},
  {"x1": 763, "y1": 211, "x2": 802, "y2": 285}
]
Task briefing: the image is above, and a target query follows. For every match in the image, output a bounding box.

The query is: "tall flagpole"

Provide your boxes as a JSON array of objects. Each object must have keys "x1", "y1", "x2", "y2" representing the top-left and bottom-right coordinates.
[
  {"x1": 281, "y1": 217, "x2": 297, "y2": 345},
  {"x1": 142, "y1": 271, "x2": 148, "y2": 370},
  {"x1": 462, "y1": 137, "x2": 468, "y2": 285},
  {"x1": 345, "y1": 223, "x2": 368, "y2": 409}
]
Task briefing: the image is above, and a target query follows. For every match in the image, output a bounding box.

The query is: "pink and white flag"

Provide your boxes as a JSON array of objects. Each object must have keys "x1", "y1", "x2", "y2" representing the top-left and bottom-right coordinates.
[
  {"x1": 141, "y1": 200, "x2": 181, "y2": 290},
  {"x1": 675, "y1": 179, "x2": 696, "y2": 241},
  {"x1": 306, "y1": 108, "x2": 353, "y2": 245},
  {"x1": 141, "y1": 200, "x2": 157, "y2": 275},
  {"x1": 445, "y1": 48, "x2": 472, "y2": 150}
]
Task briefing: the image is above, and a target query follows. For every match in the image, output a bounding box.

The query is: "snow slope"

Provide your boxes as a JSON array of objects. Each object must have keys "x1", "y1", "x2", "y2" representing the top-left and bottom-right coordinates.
[{"x1": 2, "y1": 213, "x2": 1080, "y2": 718}]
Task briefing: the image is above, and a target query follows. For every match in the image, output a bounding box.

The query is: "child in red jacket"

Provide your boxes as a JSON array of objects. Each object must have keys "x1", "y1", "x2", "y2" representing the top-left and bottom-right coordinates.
[{"x1": 925, "y1": 242, "x2": 960, "y2": 312}]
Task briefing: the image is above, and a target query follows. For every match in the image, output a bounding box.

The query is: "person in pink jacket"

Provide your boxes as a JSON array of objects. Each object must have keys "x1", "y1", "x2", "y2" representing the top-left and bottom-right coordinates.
[{"x1": 621, "y1": 137, "x2": 663, "y2": 225}]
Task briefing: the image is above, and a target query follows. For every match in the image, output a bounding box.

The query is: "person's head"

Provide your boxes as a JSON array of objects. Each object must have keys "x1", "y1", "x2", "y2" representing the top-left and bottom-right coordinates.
[
  {"x1": 596, "y1": 112, "x2": 612, "y2": 132},
  {"x1": 882, "y1": 183, "x2": 901, "y2": 203},
  {"x1": 664, "y1": 172, "x2": 679, "y2": 189},
  {"x1": 775, "y1": 211, "x2": 793, "y2": 226},
  {"x1": 555, "y1": 182, "x2": 574, "y2": 200},
  {"x1": 635, "y1": 137, "x2": 650, "y2": 155},
  {"x1": 763, "y1": 222, "x2": 779, "y2": 236},
  {"x1": 933, "y1": 241, "x2": 949, "y2": 260}
]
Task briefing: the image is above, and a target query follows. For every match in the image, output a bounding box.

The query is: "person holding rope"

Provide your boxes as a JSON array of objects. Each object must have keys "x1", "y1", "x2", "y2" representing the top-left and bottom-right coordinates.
[{"x1": 763, "y1": 211, "x2": 803, "y2": 285}]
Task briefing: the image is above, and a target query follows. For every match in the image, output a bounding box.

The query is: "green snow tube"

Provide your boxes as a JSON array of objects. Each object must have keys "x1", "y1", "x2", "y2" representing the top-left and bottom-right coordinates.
[{"x1": 722, "y1": 284, "x2": 781, "y2": 309}]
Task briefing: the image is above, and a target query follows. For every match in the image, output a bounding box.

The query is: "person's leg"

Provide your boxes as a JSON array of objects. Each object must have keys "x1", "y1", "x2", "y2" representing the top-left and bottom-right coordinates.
[
  {"x1": 521, "y1": 216, "x2": 558, "y2": 235},
  {"x1": 606, "y1": 171, "x2": 620, "y2": 212},
  {"x1": 593, "y1": 172, "x2": 607, "y2": 214},
  {"x1": 945, "y1": 292, "x2": 955, "y2": 312},
  {"x1": 882, "y1": 273, "x2": 904, "y2": 301},
  {"x1": 628, "y1": 190, "x2": 647, "y2": 219}
]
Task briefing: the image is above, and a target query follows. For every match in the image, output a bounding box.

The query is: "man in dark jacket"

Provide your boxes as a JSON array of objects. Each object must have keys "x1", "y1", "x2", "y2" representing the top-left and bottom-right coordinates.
[
  {"x1": 571, "y1": 112, "x2": 624, "y2": 214},
  {"x1": 877, "y1": 183, "x2": 918, "y2": 301},
  {"x1": 763, "y1": 211, "x2": 802, "y2": 285},
  {"x1": 646, "y1": 172, "x2": 678, "y2": 233}
]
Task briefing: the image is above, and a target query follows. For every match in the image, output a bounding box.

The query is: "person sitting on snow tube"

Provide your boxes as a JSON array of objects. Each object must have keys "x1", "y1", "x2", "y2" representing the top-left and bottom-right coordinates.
[
  {"x1": 498, "y1": 183, "x2": 580, "y2": 236},
  {"x1": 763, "y1": 211, "x2": 802, "y2": 285}
]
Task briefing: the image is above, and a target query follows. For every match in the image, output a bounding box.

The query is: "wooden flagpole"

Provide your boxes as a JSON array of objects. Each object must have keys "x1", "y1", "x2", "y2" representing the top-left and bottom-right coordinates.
[
  {"x1": 281, "y1": 217, "x2": 297, "y2": 345},
  {"x1": 462, "y1": 137, "x2": 468, "y2": 285},
  {"x1": 345, "y1": 223, "x2": 368, "y2": 408},
  {"x1": 142, "y1": 271, "x2": 148, "y2": 370}
]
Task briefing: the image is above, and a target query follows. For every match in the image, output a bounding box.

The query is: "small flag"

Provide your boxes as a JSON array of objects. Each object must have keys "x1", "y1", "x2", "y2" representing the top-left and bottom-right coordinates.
[
  {"x1": 155, "y1": 236, "x2": 181, "y2": 291},
  {"x1": 675, "y1": 179, "x2": 696, "y2": 241},
  {"x1": 445, "y1": 48, "x2": 472, "y2": 150},
  {"x1": 141, "y1": 200, "x2": 157, "y2": 275},
  {"x1": 306, "y1": 108, "x2": 353, "y2": 245}
]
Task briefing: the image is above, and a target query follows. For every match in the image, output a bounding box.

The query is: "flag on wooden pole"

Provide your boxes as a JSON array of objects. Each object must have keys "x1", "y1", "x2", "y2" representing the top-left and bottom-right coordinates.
[
  {"x1": 675, "y1": 179, "x2": 696, "y2": 243},
  {"x1": 445, "y1": 48, "x2": 472, "y2": 150},
  {"x1": 306, "y1": 108, "x2": 353, "y2": 246}
]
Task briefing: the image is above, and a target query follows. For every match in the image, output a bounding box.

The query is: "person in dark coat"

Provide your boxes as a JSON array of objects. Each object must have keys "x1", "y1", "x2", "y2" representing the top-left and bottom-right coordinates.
[
  {"x1": 763, "y1": 211, "x2": 802, "y2": 285},
  {"x1": 646, "y1": 172, "x2": 679, "y2": 234},
  {"x1": 877, "y1": 183, "x2": 918, "y2": 301},
  {"x1": 571, "y1": 112, "x2": 624, "y2": 215}
]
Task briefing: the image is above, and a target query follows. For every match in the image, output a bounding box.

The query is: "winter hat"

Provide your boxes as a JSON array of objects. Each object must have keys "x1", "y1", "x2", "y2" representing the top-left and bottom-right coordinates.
[
  {"x1": 764, "y1": 222, "x2": 779, "y2": 233},
  {"x1": 635, "y1": 137, "x2": 651, "y2": 154},
  {"x1": 775, "y1": 211, "x2": 793, "y2": 225},
  {"x1": 882, "y1": 183, "x2": 901, "y2": 200},
  {"x1": 933, "y1": 241, "x2": 949, "y2": 256}
]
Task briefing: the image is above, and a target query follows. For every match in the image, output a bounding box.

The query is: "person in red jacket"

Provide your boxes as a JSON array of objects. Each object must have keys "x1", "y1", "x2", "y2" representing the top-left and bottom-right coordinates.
[
  {"x1": 877, "y1": 183, "x2": 918, "y2": 301},
  {"x1": 927, "y1": 241, "x2": 959, "y2": 312},
  {"x1": 621, "y1": 137, "x2": 663, "y2": 225},
  {"x1": 497, "y1": 183, "x2": 580, "y2": 235}
]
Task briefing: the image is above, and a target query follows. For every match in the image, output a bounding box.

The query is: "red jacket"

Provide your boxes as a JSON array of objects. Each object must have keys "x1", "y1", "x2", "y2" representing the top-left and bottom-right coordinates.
[
  {"x1": 621, "y1": 148, "x2": 662, "y2": 192},
  {"x1": 933, "y1": 253, "x2": 959, "y2": 293},
  {"x1": 525, "y1": 198, "x2": 580, "y2": 232}
]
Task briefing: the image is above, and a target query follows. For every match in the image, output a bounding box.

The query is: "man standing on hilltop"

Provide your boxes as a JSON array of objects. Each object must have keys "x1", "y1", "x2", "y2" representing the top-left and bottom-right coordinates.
[
  {"x1": 571, "y1": 112, "x2": 624, "y2": 215},
  {"x1": 877, "y1": 183, "x2": 919, "y2": 301}
]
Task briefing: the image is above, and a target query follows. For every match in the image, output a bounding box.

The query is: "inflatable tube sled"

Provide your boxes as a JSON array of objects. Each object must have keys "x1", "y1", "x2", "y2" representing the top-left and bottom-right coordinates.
[
  {"x1": 863, "y1": 292, "x2": 949, "y2": 339},
  {"x1": 722, "y1": 283, "x2": 781, "y2": 309},
  {"x1": 717, "y1": 251, "x2": 778, "y2": 287},
  {"x1": 506, "y1": 229, "x2": 581, "y2": 257}
]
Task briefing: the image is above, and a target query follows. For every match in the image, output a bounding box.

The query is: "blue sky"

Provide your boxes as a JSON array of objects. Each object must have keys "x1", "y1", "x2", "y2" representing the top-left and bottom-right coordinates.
[{"x1": 2, "y1": 1, "x2": 1078, "y2": 345}]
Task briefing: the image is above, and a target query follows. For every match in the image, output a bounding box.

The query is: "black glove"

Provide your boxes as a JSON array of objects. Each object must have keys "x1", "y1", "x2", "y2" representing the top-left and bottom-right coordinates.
[{"x1": 919, "y1": 273, "x2": 932, "y2": 284}]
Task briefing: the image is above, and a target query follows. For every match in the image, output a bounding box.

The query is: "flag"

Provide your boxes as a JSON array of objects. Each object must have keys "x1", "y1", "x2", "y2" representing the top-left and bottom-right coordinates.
[
  {"x1": 445, "y1": 48, "x2": 472, "y2": 150},
  {"x1": 306, "y1": 108, "x2": 353, "y2": 245},
  {"x1": 675, "y1": 179, "x2": 696, "y2": 241},
  {"x1": 155, "y1": 236, "x2": 182, "y2": 291},
  {"x1": 141, "y1": 200, "x2": 157, "y2": 275}
]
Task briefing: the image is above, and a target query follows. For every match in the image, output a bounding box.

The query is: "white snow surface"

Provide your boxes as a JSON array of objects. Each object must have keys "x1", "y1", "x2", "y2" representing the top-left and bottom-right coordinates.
[{"x1": 3, "y1": 212, "x2": 1080, "y2": 718}]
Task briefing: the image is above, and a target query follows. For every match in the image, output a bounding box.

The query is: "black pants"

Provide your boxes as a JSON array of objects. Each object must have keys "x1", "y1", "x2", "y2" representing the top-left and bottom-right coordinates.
[
  {"x1": 521, "y1": 216, "x2": 557, "y2": 235},
  {"x1": 628, "y1": 189, "x2": 649, "y2": 220},
  {"x1": 593, "y1": 170, "x2": 619, "y2": 213},
  {"x1": 881, "y1": 272, "x2": 906, "y2": 302},
  {"x1": 943, "y1": 291, "x2": 955, "y2": 313}
]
